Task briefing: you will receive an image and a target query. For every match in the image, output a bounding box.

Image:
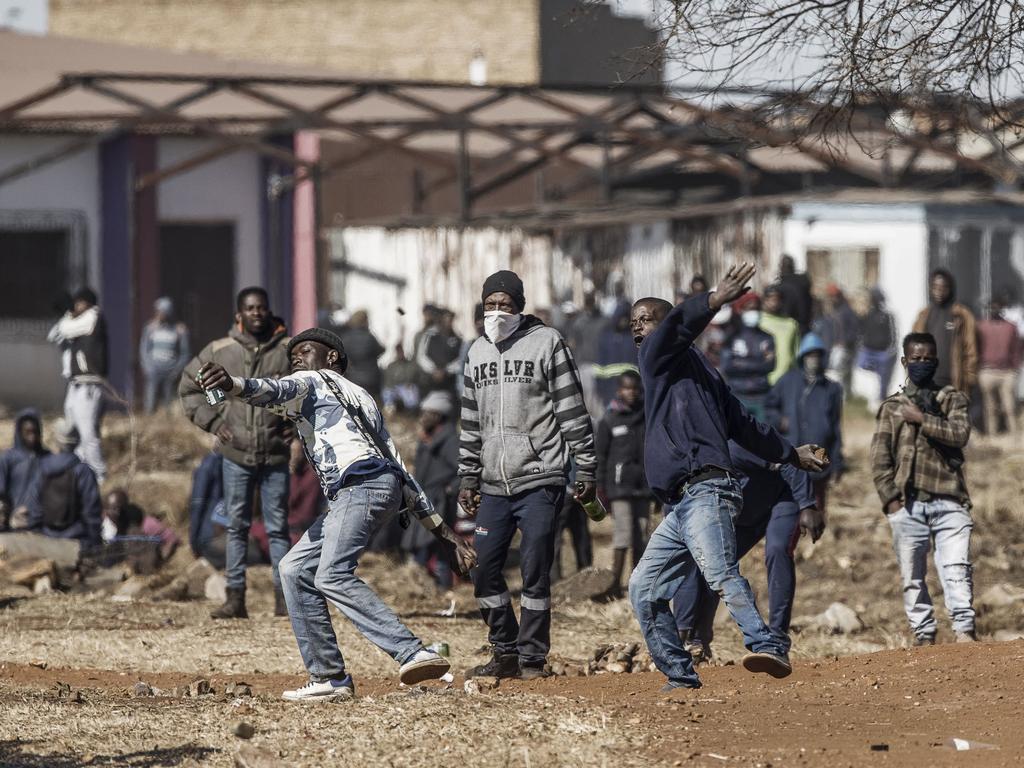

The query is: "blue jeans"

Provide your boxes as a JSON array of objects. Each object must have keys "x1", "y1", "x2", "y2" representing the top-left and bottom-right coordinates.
[
  {"x1": 672, "y1": 486, "x2": 801, "y2": 653},
  {"x1": 143, "y1": 369, "x2": 177, "y2": 413},
  {"x1": 222, "y1": 458, "x2": 290, "y2": 590},
  {"x1": 629, "y1": 477, "x2": 784, "y2": 688},
  {"x1": 887, "y1": 497, "x2": 974, "y2": 638},
  {"x1": 473, "y1": 486, "x2": 564, "y2": 666},
  {"x1": 857, "y1": 348, "x2": 897, "y2": 403},
  {"x1": 278, "y1": 470, "x2": 423, "y2": 681}
]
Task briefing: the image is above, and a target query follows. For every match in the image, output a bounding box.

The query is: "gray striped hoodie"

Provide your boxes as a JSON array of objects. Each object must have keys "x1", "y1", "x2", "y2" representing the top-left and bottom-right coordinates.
[{"x1": 459, "y1": 316, "x2": 596, "y2": 496}]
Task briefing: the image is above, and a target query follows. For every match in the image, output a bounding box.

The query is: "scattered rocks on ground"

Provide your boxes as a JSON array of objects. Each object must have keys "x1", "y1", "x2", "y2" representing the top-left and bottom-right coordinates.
[
  {"x1": 224, "y1": 682, "x2": 253, "y2": 698},
  {"x1": 186, "y1": 679, "x2": 212, "y2": 697},
  {"x1": 153, "y1": 558, "x2": 216, "y2": 602},
  {"x1": 795, "y1": 602, "x2": 864, "y2": 634},
  {"x1": 232, "y1": 721, "x2": 256, "y2": 739},
  {"x1": 133, "y1": 682, "x2": 153, "y2": 697},
  {"x1": 548, "y1": 643, "x2": 654, "y2": 676},
  {"x1": 463, "y1": 676, "x2": 499, "y2": 694},
  {"x1": 993, "y1": 630, "x2": 1024, "y2": 642},
  {"x1": 205, "y1": 573, "x2": 228, "y2": 604},
  {"x1": 0, "y1": 557, "x2": 57, "y2": 589},
  {"x1": 234, "y1": 744, "x2": 278, "y2": 768}
]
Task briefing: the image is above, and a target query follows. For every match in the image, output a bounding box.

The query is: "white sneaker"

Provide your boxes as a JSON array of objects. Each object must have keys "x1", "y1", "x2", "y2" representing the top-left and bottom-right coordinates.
[
  {"x1": 399, "y1": 649, "x2": 451, "y2": 685},
  {"x1": 282, "y1": 675, "x2": 354, "y2": 702}
]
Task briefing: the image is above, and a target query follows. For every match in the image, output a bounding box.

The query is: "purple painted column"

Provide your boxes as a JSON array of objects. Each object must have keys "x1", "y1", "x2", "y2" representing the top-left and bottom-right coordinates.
[{"x1": 99, "y1": 136, "x2": 133, "y2": 399}]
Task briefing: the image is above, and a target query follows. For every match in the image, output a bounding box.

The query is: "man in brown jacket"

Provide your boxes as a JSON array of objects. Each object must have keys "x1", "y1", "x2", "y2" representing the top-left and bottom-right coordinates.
[
  {"x1": 179, "y1": 287, "x2": 292, "y2": 619},
  {"x1": 912, "y1": 269, "x2": 977, "y2": 393}
]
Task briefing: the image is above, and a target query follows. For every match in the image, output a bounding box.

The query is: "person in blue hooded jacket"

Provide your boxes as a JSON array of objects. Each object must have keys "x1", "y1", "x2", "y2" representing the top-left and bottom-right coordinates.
[
  {"x1": 766, "y1": 333, "x2": 845, "y2": 513},
  {"x1": 0, "y1": 409, "x2": 50, "y2": 530},
  {"x1": 672, "y1": 441, "x2": 824, "y2": 663},
  {"x1": 25, "y1": 418, "x2": 102, "y2": 547},
  {"x1": 628, "y1": 262, "x2": 828, "y2": 691}
]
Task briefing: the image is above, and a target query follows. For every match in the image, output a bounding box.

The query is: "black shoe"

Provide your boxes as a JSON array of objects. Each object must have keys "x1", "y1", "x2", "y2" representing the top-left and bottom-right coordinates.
[
  {"x1": 913, "y1": 635, "x2": 936, "y2": 647},
  {"x1": 467, "y1": 652, "x2": 520, "y2": 679},
  {"x1": 518, "y1": 664, "x2": 551, "y2": 681},
  {"x1": 211, "y1": 587, "x2": 248, "y2": 620},
  {"x1": 274, "y1": 587, "x2": 288, "y2": 617},
  {"x1": 741, "y1": 651, "x2": 792, "y2": 679}
]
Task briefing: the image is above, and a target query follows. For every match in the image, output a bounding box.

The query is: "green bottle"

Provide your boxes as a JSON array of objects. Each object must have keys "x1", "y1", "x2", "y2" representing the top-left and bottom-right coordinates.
[{"x1": 576, "y1": 482, "x2": 606, "y2": 522}]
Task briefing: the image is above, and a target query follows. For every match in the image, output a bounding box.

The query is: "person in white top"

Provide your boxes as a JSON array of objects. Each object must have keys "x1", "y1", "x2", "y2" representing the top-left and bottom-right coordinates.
[{"x1": 197, "y1": 327, "x2": 475, "y2": 701}]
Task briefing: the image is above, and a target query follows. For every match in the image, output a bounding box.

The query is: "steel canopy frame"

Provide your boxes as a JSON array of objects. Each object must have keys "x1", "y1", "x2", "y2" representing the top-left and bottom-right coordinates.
[{"x1": 0, "y1": 71, "x2": 1019, "y2": 220}]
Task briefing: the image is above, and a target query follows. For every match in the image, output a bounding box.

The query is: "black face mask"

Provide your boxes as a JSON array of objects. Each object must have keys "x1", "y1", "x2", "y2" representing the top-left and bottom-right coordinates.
[{"x1": 907, "y1": 360, "x2": 938, "y2": 387}]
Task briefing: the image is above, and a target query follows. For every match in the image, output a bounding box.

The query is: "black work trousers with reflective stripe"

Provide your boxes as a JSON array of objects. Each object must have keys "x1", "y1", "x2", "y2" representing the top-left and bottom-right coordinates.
[{"x1": 472, "y1": 485, "x2": 564, "y2": 667}]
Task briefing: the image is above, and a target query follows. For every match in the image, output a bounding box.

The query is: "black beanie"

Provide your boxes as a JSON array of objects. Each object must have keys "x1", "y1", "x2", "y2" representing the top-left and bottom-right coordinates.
[
  {"x1": 481, "y1": 270, "x2": 525, "y2": 312},
  {"x1": 287, "y1": 328, "x2": 348, "y2": 373}
]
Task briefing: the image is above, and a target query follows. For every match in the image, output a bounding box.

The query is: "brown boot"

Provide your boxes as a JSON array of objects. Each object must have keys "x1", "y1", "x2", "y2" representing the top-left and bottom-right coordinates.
[
  {"x1": 210, "y1": 587, "x2": 248, "y2": 620},
  {"x1": 274, "y1": 587, "x2": 288, "y2": 617}
]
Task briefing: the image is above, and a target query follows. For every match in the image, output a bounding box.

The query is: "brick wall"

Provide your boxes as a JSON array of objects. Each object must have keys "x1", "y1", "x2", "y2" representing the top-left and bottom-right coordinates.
[{"x1": 50, "y1": 0, "x2": 540, "y2": 84}]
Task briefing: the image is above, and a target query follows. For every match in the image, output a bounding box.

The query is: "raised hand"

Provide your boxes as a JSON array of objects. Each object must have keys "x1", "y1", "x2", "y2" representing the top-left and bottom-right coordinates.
[{"x1": 709, "y1": 262, "x2": 757, "y2": 311}]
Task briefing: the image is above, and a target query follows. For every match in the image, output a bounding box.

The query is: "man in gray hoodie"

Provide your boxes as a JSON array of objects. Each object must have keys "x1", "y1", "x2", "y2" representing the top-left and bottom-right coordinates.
[{"x1": 459, "y1": 270, "x2": 598, "y2": 680}]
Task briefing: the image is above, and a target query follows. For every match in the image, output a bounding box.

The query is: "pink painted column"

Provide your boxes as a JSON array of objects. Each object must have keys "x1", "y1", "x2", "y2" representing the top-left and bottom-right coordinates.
[{"x1": 292, "y1": 131, "x2": 320, "y2": 332}]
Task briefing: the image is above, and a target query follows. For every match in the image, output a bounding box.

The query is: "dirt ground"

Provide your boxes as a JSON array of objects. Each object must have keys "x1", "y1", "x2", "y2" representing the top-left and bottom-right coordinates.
[{"x1": 0, "y1": 407, "x2": 1022, "y2": 767}]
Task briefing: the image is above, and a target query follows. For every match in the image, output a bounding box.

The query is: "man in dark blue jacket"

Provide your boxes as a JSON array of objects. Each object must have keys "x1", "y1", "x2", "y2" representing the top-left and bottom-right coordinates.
[
  {"x1": 0, "y1": 409, "x2": 49, "y2": 530},
  {"x1": 26, "y1": 418, "x2": 102, "y2": 547},
  {"x1": 672, "y1": 442, "x2": 824, "y2": 662},
  {"x1": 628, "y1": 262, "x2": 827, "y2": 691},
  {"x1": 766, "y1": 333, "x2": 845, "y2": 513}
]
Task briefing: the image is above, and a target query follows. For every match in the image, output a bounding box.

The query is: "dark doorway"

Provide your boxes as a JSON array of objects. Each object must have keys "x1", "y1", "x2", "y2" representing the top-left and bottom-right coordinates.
[{"x1": 159, "y1": 223, "x2": 235, "y2": 352}]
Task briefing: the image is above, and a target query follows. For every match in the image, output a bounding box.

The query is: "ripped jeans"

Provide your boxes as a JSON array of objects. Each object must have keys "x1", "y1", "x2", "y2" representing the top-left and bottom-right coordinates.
[
  {"x1": 629, "y1": 476, "x2": 784, "y2": 687},
  {"x1": 887, "y1": 497, "x2": 975, "y2": 639}
]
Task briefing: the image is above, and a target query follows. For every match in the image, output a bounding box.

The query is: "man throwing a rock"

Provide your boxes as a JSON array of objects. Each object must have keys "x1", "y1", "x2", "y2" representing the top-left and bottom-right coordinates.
[
  {"x1": 459, "y1": 270, "x2": 598, "y2": 680},
  {"x1": 197, "y1": 327, "x2": 476, "y2": 701},
  {"x1": 629, "y1": 263, "x2": 828, "y2": 691}
]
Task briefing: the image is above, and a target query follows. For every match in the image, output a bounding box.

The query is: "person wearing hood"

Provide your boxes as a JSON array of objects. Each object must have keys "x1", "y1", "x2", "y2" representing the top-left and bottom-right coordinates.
[
  {"x1": 721, "y1": 292, "x2": 776, "y2": 420},
  {"x1": 140, "y1": 297, "x2": 191, "y2": 414},
  {"x1": 458, "y1": 270, "x2": 598, "y2": 680},
  {"x1": 595, "y1": 370, "x2": 651, "y2": 599},
  {"x1": 912, "y1": 269, "x2": 978, "y2": 393},
  {"x1": 47, "y1": 286, "x2": 108, "y2": 483},
  {"x1": 870, "y1": 332, "x2": 975, "y2": 645},
  {"x1": 0, "y1": 409, "x2": 50, "y2": 530},
  {"x1": 179, "y1": 286, "x2": 293, "y2": 619},
  {"x1": 25, "y1": 418, "x2": 101, "y2": 547},
  {"x1": 766, "y1": 333, "x2": 845, "y2": 514}
]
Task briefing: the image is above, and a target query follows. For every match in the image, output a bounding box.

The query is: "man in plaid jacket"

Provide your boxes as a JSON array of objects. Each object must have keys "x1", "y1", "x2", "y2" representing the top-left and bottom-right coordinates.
[{"x1": 871, "y1": 331, "x2": 976, "y2": 646}]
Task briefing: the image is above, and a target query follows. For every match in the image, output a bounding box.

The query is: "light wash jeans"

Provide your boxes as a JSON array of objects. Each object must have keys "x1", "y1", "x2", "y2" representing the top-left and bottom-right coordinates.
[
  {"x1": 887, "y1": 497, "x2": 975, "y2": 639},
  {"x1": 629, "y1": 476, "x2": 785, "y2": 688},
  {"x1": 222, "y1": 458, "x2": 290, "y2": 590},
  {"x1": 65, "y1": 380, "x2": 106, "y2": 483},
  {"x1": 278, "y1": 470, "x2": 423, "y2": 681}
]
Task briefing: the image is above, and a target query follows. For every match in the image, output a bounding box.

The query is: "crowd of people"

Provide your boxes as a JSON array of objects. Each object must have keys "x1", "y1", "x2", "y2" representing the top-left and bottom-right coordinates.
[{"x1": 0, "y1": 255, "x2": 1021, "y2": 697}]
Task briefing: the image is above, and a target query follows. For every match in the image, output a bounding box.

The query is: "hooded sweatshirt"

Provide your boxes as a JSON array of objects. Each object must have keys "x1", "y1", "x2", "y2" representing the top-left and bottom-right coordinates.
[
  {"x1": 0, "y1": 409, "x2": 50, "y2": 509},
  {"x1": 459, "y1": 315, "x2": 597, "y2": 496},
  {"x1": 595, "y1": 398, "x2": 648, "y2": 499},
  {"x1": 26, "y1": 449, "x2": 102, "y2": 545}
]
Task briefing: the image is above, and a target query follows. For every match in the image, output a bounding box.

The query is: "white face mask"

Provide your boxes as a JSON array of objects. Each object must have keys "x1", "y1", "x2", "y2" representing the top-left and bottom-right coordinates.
[
  {"x1": 741, "y1": 310, "x2": 762, "y2": 328},
  {"x1": 484, "y1": 310, "x2": 522, "y2": 344}
]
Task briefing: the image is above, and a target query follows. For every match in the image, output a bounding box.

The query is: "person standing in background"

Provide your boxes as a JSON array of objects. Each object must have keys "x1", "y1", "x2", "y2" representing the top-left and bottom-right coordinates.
[
  {"x1": 0, "y1": 410, "x2": 49, "y2": 531},
  {"x1": 759, "y1": 285, "x2": 800, "y2": 386},
  {"x1": 976, "y1": 297, "x2": 1021, "y2": 436},
  {"x1": 179, "y1": 287, "x2": 292, "y2": 620},
  {"x1": 339, "y1": 310, "x2": 385, "y2": 402},
  {"x1": 722, "y1": 293, "x2": 776, "y2": 420},
  {"x1": 777, "y1": 255, "x2": 813, "y2": 334},
  {"x1": 821, "y1": 285, "x2": 859, "y2": 395},
  {"x1": 857, "y1": 287, "x2": 899, "y2": 408},
  {"x1": 140, "y1": 297, "x2": 190, "y2": 414},
  {"x1": 767, "y1": 334, "x2": 845, "y2": 514},
  {"x1": 594, "y1": 305, "x2": 639, "y2": 409},
  {"x1": 567, "y1": 293, "x2": 604, "y2": 417},
  {"x1": 47, "y1": 287, "x2": 108, "y2": 483},
  {"x1": 913, "y1": 269, "x2": 977, "y2": 393},
  {"x1": 595, "y1": 370, "x2": 651, "y2": 600}
]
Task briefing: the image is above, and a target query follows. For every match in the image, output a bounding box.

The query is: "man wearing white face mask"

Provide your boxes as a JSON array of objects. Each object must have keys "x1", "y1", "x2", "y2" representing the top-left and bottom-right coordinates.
[
  {"x1": 722, "y1": 292, "x2": 776, "y2": 421},
  {"x1": 459, "y1": 270, "x2": 598, "y2": 680}
]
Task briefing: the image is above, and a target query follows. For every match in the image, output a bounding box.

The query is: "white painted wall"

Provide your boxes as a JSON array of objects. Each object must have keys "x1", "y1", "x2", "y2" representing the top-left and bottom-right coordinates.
[
  {"x1": 784, "y1": 202, "x2": 929, "y2": 401},
  {"x1": 0, "y1": 134, "x2": 101, "y2": 287},
  {"x1": 156, "y1": 138, "x2": 264, "y2": 291},
  {"x1": 0, "y1": 135, "x2": 100, "y2": 408}
]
